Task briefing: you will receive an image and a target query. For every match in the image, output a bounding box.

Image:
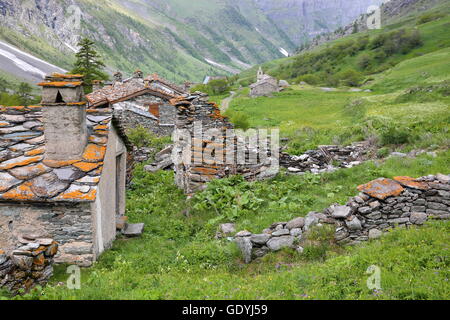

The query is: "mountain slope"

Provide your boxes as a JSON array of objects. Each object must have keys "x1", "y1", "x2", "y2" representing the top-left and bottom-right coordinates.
[
  {"x1": 254, "y1": 0, "x2": 386, "y2": 44},
  {"x1": 0, "y1": 0, "x2": 385, "y2": 84}
]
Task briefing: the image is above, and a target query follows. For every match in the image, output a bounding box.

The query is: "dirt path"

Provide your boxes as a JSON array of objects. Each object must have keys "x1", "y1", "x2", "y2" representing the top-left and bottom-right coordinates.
[{"x1": 220, "y1": 90, "x2": 237, "y2": 113}]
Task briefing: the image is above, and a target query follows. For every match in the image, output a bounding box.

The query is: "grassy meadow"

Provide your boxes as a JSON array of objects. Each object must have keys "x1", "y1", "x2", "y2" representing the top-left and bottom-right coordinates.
[{"x1": 1, "y1": 1, "x2": 449, "y2": 301}]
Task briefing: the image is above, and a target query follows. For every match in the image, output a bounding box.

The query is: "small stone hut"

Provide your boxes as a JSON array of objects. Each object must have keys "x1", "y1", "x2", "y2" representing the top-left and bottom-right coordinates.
[
  {"x1": 0, "y1": 74, "x2": 129, "y2": 266},
  {"x1": 87, "y1": 71, "x2": 186, "y2": 136}
]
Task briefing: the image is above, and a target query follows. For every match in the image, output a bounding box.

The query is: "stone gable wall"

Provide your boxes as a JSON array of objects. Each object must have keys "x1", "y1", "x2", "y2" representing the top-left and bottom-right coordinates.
[{"x1": 235, "y1": 174, "x2": 450, "y2": 263}]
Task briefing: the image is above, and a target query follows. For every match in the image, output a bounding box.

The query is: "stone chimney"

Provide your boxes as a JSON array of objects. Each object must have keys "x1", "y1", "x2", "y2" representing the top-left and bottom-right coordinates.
[
  {"x1": 38, "y1": 73, "x2": 88, "y2": 161},
  {"x1": 92, "y1": 80, "x2": 104, "y2": 92},
  {"x1": 113, "y1": 72, "x2": 123, "y2": 83}
]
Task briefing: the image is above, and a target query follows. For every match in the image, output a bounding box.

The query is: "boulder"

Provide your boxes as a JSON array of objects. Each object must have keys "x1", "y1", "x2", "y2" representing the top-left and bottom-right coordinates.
[
  {"x1": 346, "y1": 216, "x2": 362, "y2": 230},
  {"x1": 331, "y1": 205, "x2": 352, "y2": 219},
  {"x1": 266, "y1": 236, "x2": 295, "y2": 251},
  {"x1": 286, "y1": 217, "x2": 305, "y2": 230},
  {"x1": 272, "y1": 229, "x2": 290, "y2": 237},
  {"x1": 410, "y1": 212, "x2": 428, "y2": 225},
  {"x1": 122, "y1": 223, "x2": 145, "y2": 237},
  {"x1": 250, "y1": 234, "x2": 271, "y2": 245},
  {"x1": 368, "y1": 228, "x2": 382, "y2": 239},
  {"x1": 219, "y1": 223, "x2": 236, "y2": 235}
]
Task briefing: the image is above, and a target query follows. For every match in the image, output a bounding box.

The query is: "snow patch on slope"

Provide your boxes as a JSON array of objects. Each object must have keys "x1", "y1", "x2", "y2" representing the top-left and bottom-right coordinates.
[
  {"x1": 0, "y1": 40, "x2": 66, "y2": 73},
  {"x1": 204, "y1": 58, "x2": 239, "y2": 74},
  {"x1": 0, "y1": 48, "x2": 47, "y2": 79},
  {"x1": 279, "y1": 47, "x2": 289, "y2": 57}
]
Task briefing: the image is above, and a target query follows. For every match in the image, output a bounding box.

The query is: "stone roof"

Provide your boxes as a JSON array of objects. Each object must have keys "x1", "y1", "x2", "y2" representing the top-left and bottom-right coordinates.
[
  {"x1": 86, "y1": 76, "x2": 183, "y2": 108},
  {"x1": 144, "y1": 73, "x2": 186, "y2": 94},
  {"x1": 0, "y1": 105, "x2": 120, "y2": 203}
]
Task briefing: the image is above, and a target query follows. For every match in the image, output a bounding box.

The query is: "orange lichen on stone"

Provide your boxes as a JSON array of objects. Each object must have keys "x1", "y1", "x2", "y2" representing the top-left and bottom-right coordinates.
[
  {"x1": 25, "y1": 148, "x2": 45, "y2": 157},
  {"x1": 8, "y1": 163, "x2": 49, "y2": 180},
  {"x1": 67, "y1": 102, "x2": 87, "y2": 106},
  {"x1": 357, "y1": 178, "x2": 404, "y2": 200},
  {"x1": 0, "y1": 121, "x2": 9, "y2": 127},
  {"x1": 43, "y1": 159, "x2": 80, "y2": 168},
  {"x1": 57, "y1": 188, "x2": 97, "y2": 201},
  {"x1": 37, "y1": 81, "x2": 83, "y2": 87},
  {"x1": 1, "y1": 182, "x2": 36, "y2": 201},
  {"x1": 190, "y1": 167, "x2": 219, "y2": 175},
  {"x1": 33, "y1": 253, "x2": 46, "y2": 265},
  {"x1": 73, "y1": 162, "x2": 101, "y2": 172},
  {"x1": 89, "y1": 166, "x2": 103, "y2": 176},
  {"x1": 51, "y1": 73, "x2": 83, "y2": 78},
  {"x1": 393, "y1": 176, "x2": 430, "y2": 190},
  {"x1": 94, "y1": 124, "x2": 108, "y2": 130},
  {"x1": 82, "y1": 144, "x2": 106, "y2": 162},
  {"x1": 0, "y1": 156, "x2": 43, "y2": 170},
  {"x1": 89, "y1": 136, "x2": 108, "y2": 144}
]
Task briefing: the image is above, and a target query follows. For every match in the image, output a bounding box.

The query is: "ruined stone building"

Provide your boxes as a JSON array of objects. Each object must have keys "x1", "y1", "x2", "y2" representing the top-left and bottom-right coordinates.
[
  {"x1": 0, "y1": 74, "x2": 129, "y2": 266},
  {"x1": 87, "y1": 71, "x2": 186, "y2": 136},
  {"x1": 171, "y1": 94, "x2": 278, "y2": 194},
  {"x1": 250, "y1": 67, "x2": 279, "y2": 97}
]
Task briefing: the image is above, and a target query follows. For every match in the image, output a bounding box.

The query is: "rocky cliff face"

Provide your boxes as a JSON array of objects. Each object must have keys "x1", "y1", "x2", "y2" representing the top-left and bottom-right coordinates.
[
  {"x1": 300, "y1": 0, "x2": 445, "y2": 52},
  {"x1": 0, "y1": 0, "x2": 393, "y2": 83},
  {"x1": 254, "y1": 0, "x2": 386, "y2": 44}
]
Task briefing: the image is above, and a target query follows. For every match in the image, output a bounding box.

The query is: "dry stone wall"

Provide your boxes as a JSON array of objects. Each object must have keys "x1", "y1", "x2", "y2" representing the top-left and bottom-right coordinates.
[
  {"x1": 172, "y1": 94, "x2": 276, "y2": 194},
  {"x1": 0, "y1": 202, "x2": 94, "y2": 267},
  {"x1": 235, "y1": 174, "x2": 450, "y2": 263},
  {"x1": 0, "y1": 239, "x2": 58, "y2": 294}
]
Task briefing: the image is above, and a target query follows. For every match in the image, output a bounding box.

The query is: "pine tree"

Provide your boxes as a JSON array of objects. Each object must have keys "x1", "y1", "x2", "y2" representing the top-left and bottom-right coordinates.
[{"x1": 71, "y1": 38, "x2": 109, "y2": 93}]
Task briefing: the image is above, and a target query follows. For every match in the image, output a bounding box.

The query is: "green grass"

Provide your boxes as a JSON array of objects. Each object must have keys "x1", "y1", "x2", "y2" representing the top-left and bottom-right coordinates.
[
  {"x1": 227, "y1": 43, "x2": 450, "y2": 154},
  {"x1": 6, "y1": 150, "x2": 448, "y2": 300}
]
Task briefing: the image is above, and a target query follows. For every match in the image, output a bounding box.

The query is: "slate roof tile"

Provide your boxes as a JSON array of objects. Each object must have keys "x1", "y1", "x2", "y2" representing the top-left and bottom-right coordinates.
[{"x1": 0, "y1": 105, "x2": 115, "y2": 202}]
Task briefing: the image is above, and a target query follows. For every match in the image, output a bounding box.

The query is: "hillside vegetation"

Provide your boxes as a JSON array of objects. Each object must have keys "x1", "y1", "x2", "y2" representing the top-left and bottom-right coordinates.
[
  {"x1": 226, "y1": 4, "x2": 450, "y2": 155},
  {"x1": 2, "y1": 1, "x2": 449, "y2": 301}
]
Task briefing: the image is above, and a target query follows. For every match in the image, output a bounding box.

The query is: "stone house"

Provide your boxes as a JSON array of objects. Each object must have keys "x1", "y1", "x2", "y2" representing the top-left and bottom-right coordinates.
[
  {"x1": 0, "y1": 74, "x2": 129, "y2": 266},
  {"x1": 250, "y1": 67, "x2": 279, "y2": 97},
  {"x1": 87, "y1": 71, "x2": 185, "y2": 136}
]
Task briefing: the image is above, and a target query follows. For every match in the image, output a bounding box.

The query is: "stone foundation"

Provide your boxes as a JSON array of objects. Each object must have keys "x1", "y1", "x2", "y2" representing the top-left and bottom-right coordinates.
[
  {"x1": 0, "y1": 239, "x2": 58, "y2": 294},
  {"x1": 0, "y1": 202, "x2": 94, "y2": 266},
  {"x1": 235, "y1": 174, "x2": 450, "y2": 263}
]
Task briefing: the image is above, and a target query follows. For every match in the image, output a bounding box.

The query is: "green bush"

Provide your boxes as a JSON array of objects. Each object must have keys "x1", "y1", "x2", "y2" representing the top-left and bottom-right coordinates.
[
  {"x1": 357, "y1": 54, "x2": 372, "y2": 70},
  {"x1": 336, "y1": 69, "x2": 363, "y2": 87},
  {"x1": 417, "y1": 12, "x2": 445, "y2": 25},
  {"x1": 297, "y1": 74, "x2": 321, "y2": 85},
  {"x1": 381, "y1": 127, "x2": 411, "y2": 146},
  {"x1": 191, "y1": 79, "x2": 230, "y2": 96},
  {"x1": 230, "y1": 112, "x2": 250, "y2": 131}
]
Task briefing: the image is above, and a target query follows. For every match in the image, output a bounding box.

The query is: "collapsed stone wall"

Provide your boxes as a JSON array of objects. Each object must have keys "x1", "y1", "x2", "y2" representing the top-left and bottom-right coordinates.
[
  {"x1": 280, "y1": 141, "x2": 371, "y2": 174},
  {"x1": 235, "y1": 174, "x2": 450, "y2": 263},
  {"x1": 0, "y1": 202, "x2": 94, "y2": 267},
  {"x1": 172, "y1": 94, "x2": 277, "y2": 194},
  {"x1": 0, "y1": 239, "x2": 58, "y2": 294}
]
